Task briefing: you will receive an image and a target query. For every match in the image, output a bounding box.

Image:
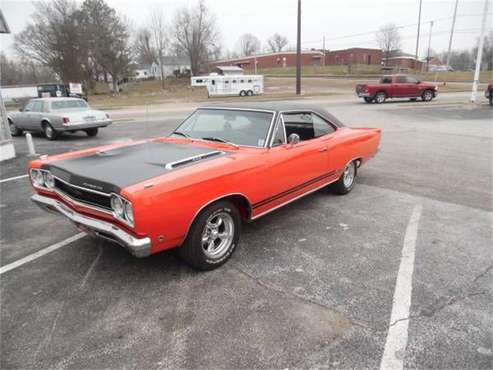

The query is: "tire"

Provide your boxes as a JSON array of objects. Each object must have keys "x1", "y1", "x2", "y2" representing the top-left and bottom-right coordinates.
[
  {"x1": 422, "y1": 89, "x2": 433, "y2": 102},
  {"x1": 364, "y1": 97, "x2": 373, "y2": 103},
  {"x1": 239, "y1": 90, "x2": 246, "y2": 97},
  {"x1": 43, "y1": 122, "x2": 58, "y2": 140},
  {"x1": 8, "y1": 119, "x2": 23, "y2": 137},
  {"x1": 375, "y1": 92, "x2": 386, "y2": 104},
  {"x1": 85, "y1": 128, "x2": 99, "y2": 137},
  {"x1": 178, "y1": 200, "x2": 241, "y2": 270},
  {"x1": 246, "y1": 90, "x2": 254, "y2": 96},
  {"x1": 331, "y1": 161, "x2": 357, "y2": 195}
]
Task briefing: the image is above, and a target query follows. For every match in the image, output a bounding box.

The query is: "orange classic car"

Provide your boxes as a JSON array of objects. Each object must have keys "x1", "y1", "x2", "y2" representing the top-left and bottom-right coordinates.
[{"x1": 29, "y1": 103, "x2": 381, "y2": 270}]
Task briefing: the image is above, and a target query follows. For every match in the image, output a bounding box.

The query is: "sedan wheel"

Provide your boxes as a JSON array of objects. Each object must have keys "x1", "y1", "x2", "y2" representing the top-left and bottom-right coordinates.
[
  {"x1": 179, "y1": 200, "x2": 241, "y2": 270},
  {"x1": 43, "y1": 123, "x2": 58, "y2": 140},
  {"x1": 331, "y1": 161, "x2": 357, "y2": 195}
]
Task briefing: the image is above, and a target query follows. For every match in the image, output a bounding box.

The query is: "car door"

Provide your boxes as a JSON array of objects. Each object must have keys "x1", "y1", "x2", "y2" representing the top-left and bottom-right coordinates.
[
  {"x1": 405, "y1": 76, "x2": 421, "y2": 96},
  {"x1": 26, "y1": 101, "x2": 44, "y2": 130},
  {"x1": 15, "y1": 101, "x2": 35, "y2": 129},
  {"x1": 393, "y1": 75, "x2": 409, "y2": 97},
  {"x1": 260, "y1": 112, "x2": 336, "y2": 210}
]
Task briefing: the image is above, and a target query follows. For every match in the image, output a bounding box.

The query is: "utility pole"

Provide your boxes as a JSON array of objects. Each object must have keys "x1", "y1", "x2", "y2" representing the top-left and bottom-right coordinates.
[
  {"x1": 322, "y1": 35, "x2": 326, "y2": 67},
  {"x1": 426, "y1": 21, "x2": 434, "y2": 72},
  {"x1": 415, "y1": 0, "x2": 423, "y2": 60},
  {"x1": 445, "y1": 0, "x2": 459, "y2": 70},
  {"x1": 296, "y1": 0, "x2": 301, "y2": 95},
  {"x1": 471, "y1": 0, "x2": 489, "y2": 103}
]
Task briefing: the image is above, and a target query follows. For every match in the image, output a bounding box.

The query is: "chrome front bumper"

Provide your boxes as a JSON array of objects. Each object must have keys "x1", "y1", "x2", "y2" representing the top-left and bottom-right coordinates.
[{"x1": 31, "y1": 193, "x2": 151, "y2": 257}]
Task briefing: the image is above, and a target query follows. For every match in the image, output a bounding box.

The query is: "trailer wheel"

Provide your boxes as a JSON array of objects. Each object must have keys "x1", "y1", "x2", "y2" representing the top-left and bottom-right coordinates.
[
  {"x1": 247, "y1": 90, "x2": 254, "y2": 96},
  {"x1": 239, "y1": 90, "x2": 246, "y2": 97}
]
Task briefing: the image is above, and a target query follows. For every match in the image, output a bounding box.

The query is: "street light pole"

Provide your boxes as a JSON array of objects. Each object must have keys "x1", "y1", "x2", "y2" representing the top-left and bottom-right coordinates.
[
  {"x1": 445, "y1": 0, "x2": 459, "y2": 70},
  {"x1": 471, "y1": 0, "x2": 489, "y2": 103},
  {"x1": 296, "y1": 0, "x2": 301, "y2": 95},
  {"x1": 426, "y1": 21, "x2": 434, "y2": 72},
  {"x1": 415, "y1": 0, "x2": 423, "y2": 60}
]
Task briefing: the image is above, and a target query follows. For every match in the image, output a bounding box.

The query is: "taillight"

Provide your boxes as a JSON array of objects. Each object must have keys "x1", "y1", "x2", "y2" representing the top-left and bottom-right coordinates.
[{"x1": 62, "y1": 117, "x2": 70, "y2": 125}]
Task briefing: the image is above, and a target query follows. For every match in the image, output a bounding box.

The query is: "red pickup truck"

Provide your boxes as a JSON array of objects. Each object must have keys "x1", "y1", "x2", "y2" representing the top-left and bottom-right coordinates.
[{"x1": 356, "y1": 75, "x2": 438, "y2": 104}]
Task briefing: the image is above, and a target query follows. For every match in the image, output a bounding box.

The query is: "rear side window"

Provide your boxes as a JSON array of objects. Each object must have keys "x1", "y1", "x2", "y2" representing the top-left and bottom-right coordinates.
[
  {"x1": 395, "y1": 76, "x2": 407, "y2": 83},
  {"x1": 406, "y1": 76, "x2": 418, "y2": 83},
  {"x1": 380, "y1": 76, "x2": 392, "y2": 84}
]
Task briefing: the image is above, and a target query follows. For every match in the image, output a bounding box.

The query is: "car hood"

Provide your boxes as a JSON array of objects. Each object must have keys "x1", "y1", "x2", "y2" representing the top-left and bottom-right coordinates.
[{"x1": 42, "y1": 140, "x2": 230, "y2": 193}]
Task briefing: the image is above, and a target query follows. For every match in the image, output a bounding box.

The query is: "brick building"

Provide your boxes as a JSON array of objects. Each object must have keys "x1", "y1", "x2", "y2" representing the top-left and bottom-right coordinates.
[{"x1": 325, "y1": 48, "x2": 382, "y2": 65}]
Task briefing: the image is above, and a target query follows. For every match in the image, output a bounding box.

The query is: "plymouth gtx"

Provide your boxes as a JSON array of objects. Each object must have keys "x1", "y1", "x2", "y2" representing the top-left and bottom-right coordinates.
[
  {"x1": 8, "y1": 97, "x2": 111, "y2": 140},
  {"x1": 356, "y1": 75, "x2": 438, "y2": 103},
  {"x1": 29, "y1": 103, "x2": 381, "y2": 270}
]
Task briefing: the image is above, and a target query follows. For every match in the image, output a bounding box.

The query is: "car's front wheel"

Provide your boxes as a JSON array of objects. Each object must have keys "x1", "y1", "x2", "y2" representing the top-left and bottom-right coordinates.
[
  {"x1": 8, "y1": 119, "x2": 23, "y2": 137},
  {"x1": 422, "y1": 89, "x2": 434, "y2": 102},
  {"x1": 178, "y1": 200, "x2": 241, "y2": 270},
  {"x1": 375, "y1": 92, "x2": 386, "y2": 104},
  {"x1": 331, "y1": 160, "x2": 357, "y2": 195}
]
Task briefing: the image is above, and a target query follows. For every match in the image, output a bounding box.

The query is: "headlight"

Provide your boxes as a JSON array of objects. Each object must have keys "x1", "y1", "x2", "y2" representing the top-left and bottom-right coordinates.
[
  {"x1": 43, "y1": 171, "x2": 55, "y2": 189},
  {"x1": 111, "y1": 194, "x2": 134, "y2": 227},
  {"x1": 124, "y1": 201, "x2": 134, "y2": 224},
  {"x1": 110, "y1": 195, "x2": 124, "y2": 217},
  {"x1": 30, "y1": 169, "x2": 45, "y2": 187}
]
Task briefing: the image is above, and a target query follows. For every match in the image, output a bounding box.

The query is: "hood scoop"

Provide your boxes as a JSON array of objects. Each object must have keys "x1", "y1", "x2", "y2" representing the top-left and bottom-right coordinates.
[{"x1": 165, "y1": 151, "x2": 224, "y2": 170}]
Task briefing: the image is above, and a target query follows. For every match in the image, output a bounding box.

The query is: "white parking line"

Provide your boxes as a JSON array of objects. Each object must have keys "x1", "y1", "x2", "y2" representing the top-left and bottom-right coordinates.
[
  {"x1": 0, "y1": 174, "x2": 28, "y2": 184},
  {"x1": 380, "y1": 204, "x2": 423, "y2": 370},
  {"x1": 0, "y1": 233, "x2": 86, "y2": 275}
]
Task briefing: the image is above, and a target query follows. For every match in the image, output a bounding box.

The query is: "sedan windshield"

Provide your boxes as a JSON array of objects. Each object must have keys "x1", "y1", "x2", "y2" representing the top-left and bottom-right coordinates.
[
  {"x1": 172, "y1": 109, "x2": 273, "y2": 147},
  {"x1": 51, "y1": 99, "x2": 88, "y2": 110}
]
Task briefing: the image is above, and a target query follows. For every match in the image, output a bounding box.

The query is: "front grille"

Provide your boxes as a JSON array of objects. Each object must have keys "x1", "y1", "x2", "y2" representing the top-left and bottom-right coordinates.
[{"x1": 54, "y1": 179, "x2": 111, "y2": 210}]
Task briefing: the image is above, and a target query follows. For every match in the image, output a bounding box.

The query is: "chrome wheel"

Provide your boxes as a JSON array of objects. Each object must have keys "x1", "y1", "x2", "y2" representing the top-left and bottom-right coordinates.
[
  {"x1": 45, "y1": 125, "x2": 53, "y2": 138},
  {"x1": 343, "y1": 162, "x2": 356, "y2": 188},
  {"x1": 423, "y1": 90, "x2": 433, "y2": 101},
  {"x1": 201, "y1": 212, "x2": 234, "y2": 259},
  {"x1": 375, "y1": 92, "x2": 386, "y2": 104}
]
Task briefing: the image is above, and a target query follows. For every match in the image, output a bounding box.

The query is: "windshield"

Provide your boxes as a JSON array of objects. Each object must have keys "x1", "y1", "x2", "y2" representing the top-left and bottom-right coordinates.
[
  {"x1": 172, "y1": 109, "x2": 274, "y2": 147},
  {"x1": 51, "y1": 99, "x2": 88, "y2": 110}
]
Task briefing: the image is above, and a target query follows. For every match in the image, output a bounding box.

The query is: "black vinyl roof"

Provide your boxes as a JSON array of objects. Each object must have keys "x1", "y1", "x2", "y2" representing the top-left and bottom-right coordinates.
[{"x1": 199, "y1": 102, "x2": 345, "y2": 127}]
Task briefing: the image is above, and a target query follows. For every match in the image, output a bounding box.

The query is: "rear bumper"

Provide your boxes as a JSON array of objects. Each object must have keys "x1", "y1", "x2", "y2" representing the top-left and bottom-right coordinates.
[
  {"x1": 31, "y1": 193, "x2": 151, "y2": 257},
  {"x1": 59, "y1": 120, "x2": 112, "y2": 131}
]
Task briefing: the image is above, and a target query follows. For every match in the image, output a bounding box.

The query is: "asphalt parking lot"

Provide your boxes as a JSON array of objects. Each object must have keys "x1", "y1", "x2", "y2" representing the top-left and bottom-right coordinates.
[{"x1": 1, "y1": 96, "x2": 492, "y2": 369}]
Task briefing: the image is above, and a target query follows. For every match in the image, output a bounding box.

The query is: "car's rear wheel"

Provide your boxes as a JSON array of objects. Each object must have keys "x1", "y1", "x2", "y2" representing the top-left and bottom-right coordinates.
[
  {"x1": 178, "y1": 200, "x2": 241, "y2": 270},
  {"x1": 422, "y1": 89, "x2": 433, "y2": 102},
  {"x1": 8, "y1": 119, "x2": 23, "y2": 136},
  {"x1": 239, "y1": 90, "x2": 246, "y2": 97},
  {"x1": 331, "y1": 161, "x2": 357, "y2": 195},
  {"x1": 364, "y1": 97, "x2": 373, "y2": 103},
  {"x1": 85, "y1": 128, "x2": 99, "y2": 137},
  {"x1": 43, "y1": 122, "x2": 58, "y2": 140},
  {"x1": 375, "y1": 92, "x2": 386, "y2": 104}
]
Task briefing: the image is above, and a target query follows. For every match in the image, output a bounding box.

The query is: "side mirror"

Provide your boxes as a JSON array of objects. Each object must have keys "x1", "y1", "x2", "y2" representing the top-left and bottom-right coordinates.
[{"x1": 287, "y1": 133, "x2": 300, "y2": 145}]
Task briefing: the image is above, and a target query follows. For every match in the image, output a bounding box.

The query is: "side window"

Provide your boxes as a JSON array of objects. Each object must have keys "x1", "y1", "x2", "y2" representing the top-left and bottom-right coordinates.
[
  {"x1": 312, "y1": 114, "x2": 335, "y2": 136},
  {"x1": 211, "y1": 80, "x2": 215, "y2": 85},
  {"x1": 381, "y1": 76, "x2": 392, "y2": 84},
  {"x1": 282, "y1": 112, "x2": 315, "y2": 141},
  {"x1": 271, "y1": 120, "x2": 286, "y2": 147},
  {"x1": 31, "y1": 101, "x2": 43, "y2": 112},
  {"x1": 406, "y1": 76, "x2": 418, "y2": 83},
  {"x1": 24, "y1": 101, "x2": 35, "y2": 112},
  {"x1": 395, "y1": 76, "x2": 407, "y2": 83}
]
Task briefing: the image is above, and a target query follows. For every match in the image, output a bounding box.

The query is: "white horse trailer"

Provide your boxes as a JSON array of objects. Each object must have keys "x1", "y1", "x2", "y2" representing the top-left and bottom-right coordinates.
[{"x1": 207, "y1": 75, "x2": 263, "y2": 97}]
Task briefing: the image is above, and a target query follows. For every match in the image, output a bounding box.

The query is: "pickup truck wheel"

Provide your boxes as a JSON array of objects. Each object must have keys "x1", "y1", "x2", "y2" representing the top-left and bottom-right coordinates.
[
  {"x1": 8, "y1": 119, "x2": 23, "y2": 136},
  {"x1": 85, "y1": 128, "x2": 99, "y2": 137},
  {"x1": 422, "y1": 90, "x2": 433, "y2": 102},
  {"x1": 330, "y1": 161, "x2": 357, "y2": 195},
  {"x1": 179, "y1": 200, "x2": 241, "y2": 270},
  {"x1": 364, "y1": 97, "x2": 373, "y2": 103},
  {"x1": 43, "y1": 123, "x2": 58, "y2": 140},
  {"x1": 375, "y1": 92, "x2": 386, "y2": 104}
]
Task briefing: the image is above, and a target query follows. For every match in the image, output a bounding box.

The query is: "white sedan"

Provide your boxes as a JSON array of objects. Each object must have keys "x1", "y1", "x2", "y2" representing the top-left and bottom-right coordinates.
[{"x1": 8, "y1": 97, "x2": 112, "y2": 140}]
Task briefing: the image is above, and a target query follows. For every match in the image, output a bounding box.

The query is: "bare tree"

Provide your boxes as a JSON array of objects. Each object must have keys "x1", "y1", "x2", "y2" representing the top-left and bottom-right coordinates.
[
  {"x1": 172, "y1": 0, "x2": 220, "y2": 75},
  {"x1": 134, "y1": 28, "x2": 157, "y2": 66},
  {"x1": 14, "y1": 0, "x2": 84, "y2": 82},
  {"x1": 150, "y1": 8, "x2": 168, "y2": 88},
  {"x1": 376, "y1": 23, "x2": 401, "y2": 64},
  {"x1": 237, "y1": 33, "x2": 260, "y2": 56},
  {"x1": 267, "y1": 33, "x2": 288, "y2": 53}
]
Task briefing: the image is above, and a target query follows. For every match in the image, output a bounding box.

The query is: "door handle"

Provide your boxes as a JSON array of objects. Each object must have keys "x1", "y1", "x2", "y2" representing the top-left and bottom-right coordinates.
[{"x1": 318, "y1": 147, "x2": 328, "y2": 152}]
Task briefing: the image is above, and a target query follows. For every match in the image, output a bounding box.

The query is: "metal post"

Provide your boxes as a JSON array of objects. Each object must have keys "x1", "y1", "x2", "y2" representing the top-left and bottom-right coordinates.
[
  {"x1": 415, "y1": 0, "x2": 423, "y2": 60},
  {"x1": 426, "y1": 21, "x2": 434, "y2": 72},
  {"x1": 254, "y1": 56, "x2": 257, "y2": 75},
  {"x1": 471, "y1": 0, "x2": 489, "y2": 103},
  {"x1": 296, "y1": 0, "x2": 301, "y2": 95},
  {"x1": 446, "y1": 0, "x2": 459, "y2": 70}
]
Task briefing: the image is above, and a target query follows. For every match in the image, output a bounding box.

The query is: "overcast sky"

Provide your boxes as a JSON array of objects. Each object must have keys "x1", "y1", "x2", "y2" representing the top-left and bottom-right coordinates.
[{"x1": 1, "y1": 0, "x2": 490, "y2": 60}]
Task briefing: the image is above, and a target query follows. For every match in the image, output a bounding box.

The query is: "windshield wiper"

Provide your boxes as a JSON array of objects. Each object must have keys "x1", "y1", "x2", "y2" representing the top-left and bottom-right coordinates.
[
  {"x1": 201, "y1": 136, "x2": 239, "y2": 148},
  {"x1": 172, "y1": 131, "x2": 191, "y2": 138}
]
